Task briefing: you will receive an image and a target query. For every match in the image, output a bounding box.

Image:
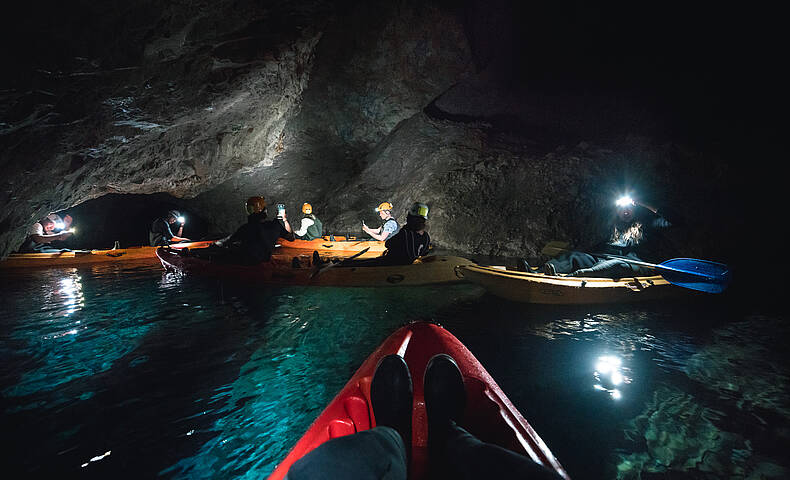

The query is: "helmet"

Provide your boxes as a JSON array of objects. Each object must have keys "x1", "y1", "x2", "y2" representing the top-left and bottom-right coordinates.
[
  {"x1": 246, "y1": 196, "x2": 267, "y2": 215},
  {"x1": 167, "y1": 210, "x2": 181, "y2": 219},
  {"x1": 375, "y1": 202, "x2": 393, "y2": 213},
  {"x1": 408, "y1": 202, "x2": 429, "y2": 219},
  {"x1": 302, "y1": 203, "x2": 313, "y2": 214}
]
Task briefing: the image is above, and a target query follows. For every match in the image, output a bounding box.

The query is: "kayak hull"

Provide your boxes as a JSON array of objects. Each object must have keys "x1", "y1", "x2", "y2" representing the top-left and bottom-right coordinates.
[
  {"x1": 156, "y1": 247, "x2": 471, "y2": 287},
  {"x1": 0, "y1": 241, "x2": 215, "y2": 269},
  {"x1": 276, "y1": 236, "x2": 385, "y2": 259},
  {"x1": 458, "y1": 264, "x2": 683, "y2": 304},
  {"x1": 268, "y1": 321, "x2": 569, "y2": 480}
]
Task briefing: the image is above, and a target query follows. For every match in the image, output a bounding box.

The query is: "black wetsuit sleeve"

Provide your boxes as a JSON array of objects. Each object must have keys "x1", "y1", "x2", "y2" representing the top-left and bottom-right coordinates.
[{"x1": 279, "y1": 220, "x2": 295, "y2": 242}]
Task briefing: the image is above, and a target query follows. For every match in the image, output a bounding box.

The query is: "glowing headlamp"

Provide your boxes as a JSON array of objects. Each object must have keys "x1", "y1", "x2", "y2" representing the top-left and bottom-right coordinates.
[
  {"x1": 177, "y1": 216, "x2": 186, "y2": 224},
  {"x1": 615, "y1": 196, "x2": 635, "y2": 208},
  {"x1": 55, "y1": 221, "x2": 65, "y2": 230},
  {"x1": 68, "y1": 227, "x2": 76, "y2": 234}
]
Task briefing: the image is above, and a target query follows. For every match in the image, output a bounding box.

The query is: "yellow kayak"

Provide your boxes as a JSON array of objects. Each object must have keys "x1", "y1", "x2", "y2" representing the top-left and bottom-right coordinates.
[
  {"x1": 457, "y1": 264, "x2": 683, "y2": 304},
  {"x1": 0, "y1": 241, "x2": 215, "y2": 269}
]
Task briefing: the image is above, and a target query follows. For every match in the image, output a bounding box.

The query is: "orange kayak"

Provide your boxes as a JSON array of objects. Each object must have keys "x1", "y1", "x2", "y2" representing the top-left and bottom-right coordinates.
[
  {"x1": 276, "y1": 236, "x2": 385, "y2": 259},
  {"x1": 268, "y1": 322, "x2": 569, "y2": 479},
  {"x1": 0, "y1": 241, "x2": 215, "y2": 269}
]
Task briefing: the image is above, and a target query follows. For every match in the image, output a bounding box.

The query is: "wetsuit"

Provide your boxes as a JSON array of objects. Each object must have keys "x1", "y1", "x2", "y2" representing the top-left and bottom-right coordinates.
[
  {"x1": 228, "y1": 212, "x2": 295, "y2": 264},
  {"x1": 149, "y1": 217, "x2": 176, "y2": 247}
]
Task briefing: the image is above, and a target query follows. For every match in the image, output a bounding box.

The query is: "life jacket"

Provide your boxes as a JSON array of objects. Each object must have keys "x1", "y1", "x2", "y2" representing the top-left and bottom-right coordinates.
[{"x1": 304, "y1": 216, "x2": 323, "y2": 240}]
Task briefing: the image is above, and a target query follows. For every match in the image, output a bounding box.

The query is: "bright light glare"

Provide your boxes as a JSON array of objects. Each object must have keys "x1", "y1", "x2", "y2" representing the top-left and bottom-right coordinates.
[
  {"x1": 595, "y1": 355, "x2": 621, "y2": 374},
  {"x1": 178, "y1": 216, "x2": 186, "y2": 224},
  {"x1": 611, "y1": 371, "x2": 624, "y2": 385},
  {"x1": 616, "y1": 196, "x2": 635, "y2": 207},
  {"x1": 55, "y1": 221, "x2": 65, "y2": 229},
  {"x1": 612, "y1": 389, "x2": 622, "y2": 400},
  {"x1": 68, "y1": 227, "x2": 76, "y2": 234}
]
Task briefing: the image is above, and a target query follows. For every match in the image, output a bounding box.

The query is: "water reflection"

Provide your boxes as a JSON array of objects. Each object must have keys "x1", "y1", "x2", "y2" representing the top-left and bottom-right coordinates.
[{"x1": 593, "y1": 354, "x2": 631, "y2": 400}]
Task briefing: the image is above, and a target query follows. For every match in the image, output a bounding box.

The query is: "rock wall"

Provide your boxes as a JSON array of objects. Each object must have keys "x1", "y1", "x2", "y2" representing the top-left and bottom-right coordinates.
[{"x1": 0, "y1": 0, "x2": 778, "y2": 271}]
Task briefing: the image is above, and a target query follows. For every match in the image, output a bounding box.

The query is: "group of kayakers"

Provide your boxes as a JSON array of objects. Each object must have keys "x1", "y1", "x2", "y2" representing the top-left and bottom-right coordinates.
[
  {"x1": 212, "y1": 196, "x2": 431, "y2": 268},
  {"x1": 18, "y1": 192, "x2": 673, "y2": 281}
]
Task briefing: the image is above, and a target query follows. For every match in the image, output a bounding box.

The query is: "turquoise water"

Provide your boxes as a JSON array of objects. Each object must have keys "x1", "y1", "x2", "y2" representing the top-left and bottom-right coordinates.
[{"x1": 1, "y1": 264, "x2": 788, "y2": 479}]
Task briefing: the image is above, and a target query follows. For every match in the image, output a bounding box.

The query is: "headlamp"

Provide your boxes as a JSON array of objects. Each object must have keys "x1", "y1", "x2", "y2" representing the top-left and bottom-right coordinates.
[
  {"x1": 177, "y1": 216, "x2": 186, "y2": 224},
  {"x1": 616, "y1": 196, "x2": 635, "y2": 208}
]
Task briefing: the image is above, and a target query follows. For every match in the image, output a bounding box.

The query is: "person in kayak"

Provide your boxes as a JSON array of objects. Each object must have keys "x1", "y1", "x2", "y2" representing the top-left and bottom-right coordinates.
[
  {"x1": 293, "y1": 203, "x2": 324, "y2": 240},
  {"x1": 540, "y1": 195, "x2": 677, "y2": 278},
  {"x1": 362, "y1": 201, "x2": 400, "y2": 241},
  {"x1": 285, "y1": 353, "x2": 563, "y2": 480},
  {"x1": 226, "y1": 196, "x2": 295, "y2": 264},
  {"x1": 314, "y1": 202, "x2": 430, "y2": 268},
  {"x1": 18, "y1": 216, "x2": 74, "y2": 253},
  {"x1": 149, "y1": 210, "x2": 191, "y2": 247}
]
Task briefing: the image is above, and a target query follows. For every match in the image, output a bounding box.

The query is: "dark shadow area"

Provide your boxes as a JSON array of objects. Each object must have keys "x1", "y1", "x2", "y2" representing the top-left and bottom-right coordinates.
[{"x1": 52, "y1": 193, "x2": 217, "y2": 250}]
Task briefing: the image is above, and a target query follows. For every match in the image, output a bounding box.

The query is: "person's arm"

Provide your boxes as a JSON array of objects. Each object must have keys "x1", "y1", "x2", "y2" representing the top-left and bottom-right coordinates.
[
  {"x1": 362, "y1": 223, "x2": 383, "y2": 237},
  {"x1": 635, "y1": 201, "x2": 673, "y2": 228},
  {"x1": 365, "y1": 228, "x2": 390, "y2": 241},
  {"x1": 30, "y1": 231, "x2": 71, "y2": 244},
  {"x1": 278, "y1": 214, "x2": 295, "y2": 241},
  {"x1": 294, "y1": 218, "x2": 314, "y2": 237}
]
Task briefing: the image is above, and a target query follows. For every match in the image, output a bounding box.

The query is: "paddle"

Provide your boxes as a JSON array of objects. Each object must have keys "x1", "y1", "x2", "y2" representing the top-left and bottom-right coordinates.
[
  {"x1": 310, "y1": 247, "x2": 371, "y2": 279},
  {"x1": 541, "y1": 241, "x2": 571, "y2": 257},
  {"x1": 595, "y1": 254, "x2": 731, "y2": 294}
]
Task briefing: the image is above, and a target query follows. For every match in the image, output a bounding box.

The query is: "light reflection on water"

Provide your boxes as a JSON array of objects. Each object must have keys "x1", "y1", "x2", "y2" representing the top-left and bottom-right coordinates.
[{"x1": 0, "y1": 266, "x2": 788, "y2": 479}]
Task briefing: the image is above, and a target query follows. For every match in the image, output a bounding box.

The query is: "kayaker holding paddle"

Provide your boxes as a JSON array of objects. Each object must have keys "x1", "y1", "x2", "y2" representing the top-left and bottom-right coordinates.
[
  {"x1": 226, "y1": 196, "x2": 295, "y2": 265},
  {"x1": 542, "y1": 195, "x2": 676, "y2": 278},
  {"x1": 285, "y1": 353, "x2": 564, "y2": 480}
]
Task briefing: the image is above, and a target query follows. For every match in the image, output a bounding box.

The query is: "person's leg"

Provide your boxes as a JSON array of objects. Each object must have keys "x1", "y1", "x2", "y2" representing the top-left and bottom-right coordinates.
[
  {"x1": 441, "y1": 422, "x2": 563, "y2": 480},
  {"x1": 285, "y1": 426, "x2": 407, "y2": 480},
  {"x1": 545, "y1": 251, "x2": 597, "y2": 274},
  {"x1": 285, "y1": 354, "x2": 412, "y2": 480},
  {"x1": 570, "y1": 258, "x2": 640, "y2": 278},
  {"x1": 424, "y1": 354, "x2": 563, "y2": 480}
]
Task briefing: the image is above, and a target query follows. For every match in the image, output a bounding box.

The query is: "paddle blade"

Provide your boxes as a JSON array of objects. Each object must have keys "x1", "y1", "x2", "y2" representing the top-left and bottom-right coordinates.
[{"x1": 657, "y1": 258, "x2": 731, "y2": 294}]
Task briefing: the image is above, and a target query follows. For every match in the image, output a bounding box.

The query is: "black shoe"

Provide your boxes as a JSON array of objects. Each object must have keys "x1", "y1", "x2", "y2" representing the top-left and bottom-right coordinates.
[
  {"x1": 518, "y1": 258, "x2": 531, "y2": 272},
  {"x1": 371, "y1": 354, "x2": 413, "y2": 448},
  {"x1": 424, "y1": 354, "x2": 466, "y2": 453},
  {"x1": 543, "y1": 262, "x2": 557, "y2": 276}
]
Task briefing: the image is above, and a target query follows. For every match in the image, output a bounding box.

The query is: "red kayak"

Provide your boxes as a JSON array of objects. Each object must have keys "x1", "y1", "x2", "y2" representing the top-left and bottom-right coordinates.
[{"x1": 268, "y1": 322, "x2": 569, "y2": 479}]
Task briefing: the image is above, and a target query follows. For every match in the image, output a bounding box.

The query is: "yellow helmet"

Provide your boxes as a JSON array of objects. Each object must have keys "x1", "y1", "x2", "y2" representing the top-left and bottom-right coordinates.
[
  {"x1": 246, "y1": 196, "x2": 267, "y2": 215},
  {"x1": 375, "y1": 202, "x2": 393, "y2": 212},
  {"x1": 408, "y1": 202, "x2": 429, "y2": 219},
  {"x1": 302, "y1": 203, "x2": 313, "y2": 214}
]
